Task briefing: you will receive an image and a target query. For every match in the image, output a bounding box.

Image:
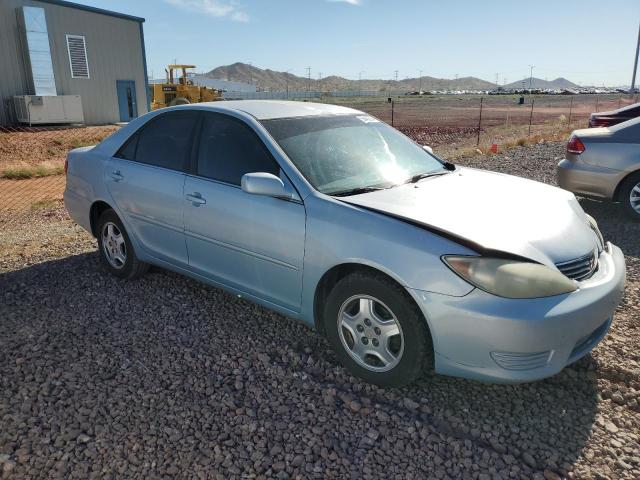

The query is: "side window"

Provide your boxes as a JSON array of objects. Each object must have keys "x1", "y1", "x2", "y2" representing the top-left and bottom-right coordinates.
[
  {"x1": 197, "y1": 114, "x2": 279, "y2": 185},
  {"x1": 115, "y1": 134, "x2": 138, "y2": 160},
  {"x1": 132, "y1": 112, "x2": 198, "y2": 171}
]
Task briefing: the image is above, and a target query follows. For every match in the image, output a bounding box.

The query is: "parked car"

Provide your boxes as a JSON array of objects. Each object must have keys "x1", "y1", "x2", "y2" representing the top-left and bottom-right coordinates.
[
  {"x1": 588, "y1": 101, "x2": 640, "y2": 128},
  {"x1": 64, "y1": 101, "x2": 625, "y2": 387},
  {"x1": 558, "y1": 117, "x2": 640, "y2": 220}
]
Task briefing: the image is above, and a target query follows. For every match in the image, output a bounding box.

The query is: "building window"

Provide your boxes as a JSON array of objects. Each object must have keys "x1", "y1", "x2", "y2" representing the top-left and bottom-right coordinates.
[{"x1": 66, "y1": 35, "x2": 89, "y2": 79}]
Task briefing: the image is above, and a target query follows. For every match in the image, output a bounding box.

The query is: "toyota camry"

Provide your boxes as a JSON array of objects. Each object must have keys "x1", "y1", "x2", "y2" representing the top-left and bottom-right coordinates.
[{"x1": 64, "y1": 101, "x2": 626, "y2": 387}]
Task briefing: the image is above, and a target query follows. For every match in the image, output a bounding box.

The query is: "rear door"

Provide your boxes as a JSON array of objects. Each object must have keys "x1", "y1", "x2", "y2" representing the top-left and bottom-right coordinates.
[
  {"x1": 183, "y1": 112, "x2": 306, "y2": 312},
  {"x1": 105, "y1": 110, "x2": 199, "y2": 265}
]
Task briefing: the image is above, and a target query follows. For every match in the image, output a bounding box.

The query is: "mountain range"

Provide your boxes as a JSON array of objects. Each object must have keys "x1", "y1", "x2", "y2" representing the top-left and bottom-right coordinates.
[
  {"x1": 204, "y1": 62, "x2": 502, "y2": 92},
  {"x1": 503, "y1": 77, "x2": 579, "y2": 90}
]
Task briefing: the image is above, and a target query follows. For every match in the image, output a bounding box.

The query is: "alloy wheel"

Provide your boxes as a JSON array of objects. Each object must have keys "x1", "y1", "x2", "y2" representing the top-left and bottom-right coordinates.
[
  {"x1": 337, "y1": 295, "x2": 404, "y2": 372},
  {"x1": 101, "y1": 222, "x2": 127, "y2": 269},
  {"x1": 630, "y1": 182, "x2": 640, "y2": 214}
]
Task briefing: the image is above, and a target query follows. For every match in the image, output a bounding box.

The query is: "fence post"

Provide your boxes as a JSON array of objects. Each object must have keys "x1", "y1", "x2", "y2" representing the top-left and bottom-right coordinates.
[
  {"x1": 568, "y1": 97, "x2": 573, "y2": 125},
  {"x1": 476, "y1": 97, "x2": 483, "y2": 146},
  {"x1": 528, "y1": 98, "x2": 535, "y2": 137}
]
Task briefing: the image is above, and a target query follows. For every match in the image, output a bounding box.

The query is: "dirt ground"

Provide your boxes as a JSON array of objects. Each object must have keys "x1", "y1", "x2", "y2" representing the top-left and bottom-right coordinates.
[
  {"x1": 0, "y1": 125, "x2": 118, "y2": 171},
  {"x1": 324, "y1": 94, "x2": 636, "y2": 128}
]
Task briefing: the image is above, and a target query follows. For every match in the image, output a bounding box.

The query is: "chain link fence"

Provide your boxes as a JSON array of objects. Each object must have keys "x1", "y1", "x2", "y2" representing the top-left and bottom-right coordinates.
[{"x1": 0, "y1": 94, "x2": 637, "y2": 228}]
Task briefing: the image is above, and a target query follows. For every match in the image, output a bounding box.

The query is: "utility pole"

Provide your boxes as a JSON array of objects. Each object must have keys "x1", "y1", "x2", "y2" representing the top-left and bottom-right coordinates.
[
  {"x1": 306, "y1": 66, "x2": 311, "y2": 92},
  {"x1": 419, "y1": 70, "x2": 423, "y2": 93},
  {"x1": 631, "y1": 20, "x2": 640, "y2": 92},
  {"x1": 285, "y1": 69, "x2": 291, "y2": 99},
  {"x1": 529, "y1": 65, "x2": 535, "y2": 91},
  {"x1": 495, "y1": 73, "x2": 499, "y2": 89}
]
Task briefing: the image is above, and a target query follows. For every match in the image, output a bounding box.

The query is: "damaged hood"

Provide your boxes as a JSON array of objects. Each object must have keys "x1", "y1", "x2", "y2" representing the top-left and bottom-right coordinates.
[{"x1": 342, "y1": 167, "x2": 599, "y2": 267}]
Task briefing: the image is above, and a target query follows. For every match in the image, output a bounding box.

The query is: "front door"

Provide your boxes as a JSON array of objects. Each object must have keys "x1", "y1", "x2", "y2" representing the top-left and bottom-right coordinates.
[
  {"x1": 116, "y1": 80, "x2": 137, "y2": 122},
  {"x1": 183, "y1": 112, "x2": 306, "y2": 312}
]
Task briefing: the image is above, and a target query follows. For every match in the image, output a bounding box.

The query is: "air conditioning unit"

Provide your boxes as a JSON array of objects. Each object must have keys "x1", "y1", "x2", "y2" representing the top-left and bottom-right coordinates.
[{"x1": 13, "y1": 95, "x2": 84, "y2": 125}]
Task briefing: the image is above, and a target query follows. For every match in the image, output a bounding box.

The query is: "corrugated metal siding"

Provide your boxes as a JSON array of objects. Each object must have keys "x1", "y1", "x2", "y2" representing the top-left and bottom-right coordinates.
[{"x1": 0, "y1": 0, "x2": 148, "y2": 125}]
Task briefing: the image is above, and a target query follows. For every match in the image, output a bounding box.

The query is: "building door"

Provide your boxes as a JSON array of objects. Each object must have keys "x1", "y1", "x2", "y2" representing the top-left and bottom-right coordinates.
[{"x1": 116, "y1": 80, "x2": 138, "y2": 122}]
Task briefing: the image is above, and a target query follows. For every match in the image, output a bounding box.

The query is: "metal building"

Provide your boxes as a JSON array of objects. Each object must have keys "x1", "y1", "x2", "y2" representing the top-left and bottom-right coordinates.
[{"x1": 0, "y1": 0, "x2": 149, "y2": 126}]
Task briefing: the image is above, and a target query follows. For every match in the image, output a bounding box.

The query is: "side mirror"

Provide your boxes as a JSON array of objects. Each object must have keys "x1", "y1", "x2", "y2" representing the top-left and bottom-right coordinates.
[
  {"x1": 241, "y1": 172, "x2": 293, "y2": 200},
  {"x1": 422, "y1": 145, "x2": 434, "y2": 154}
]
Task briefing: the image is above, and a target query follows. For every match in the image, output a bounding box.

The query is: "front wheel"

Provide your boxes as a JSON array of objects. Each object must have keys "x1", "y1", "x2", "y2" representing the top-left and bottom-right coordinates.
[
  {"x1": 96, "y1": 209, "x2": 148, "y2": 279},
  {"x1": 619, "y1": 172, "x2": 640, "y2": 221},
  {"x1": 323, "y1": 272, "x2": 433, "y2": 388}
]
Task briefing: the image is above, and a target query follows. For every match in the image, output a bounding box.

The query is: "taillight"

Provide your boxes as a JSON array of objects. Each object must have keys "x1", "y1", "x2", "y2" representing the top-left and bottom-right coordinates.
[
  {"x1": 567, "y1": 135, "x2": 585, "y2": 154},
  {"x1": 64, "y1": 158, "x2": 69, "y2": 174}
]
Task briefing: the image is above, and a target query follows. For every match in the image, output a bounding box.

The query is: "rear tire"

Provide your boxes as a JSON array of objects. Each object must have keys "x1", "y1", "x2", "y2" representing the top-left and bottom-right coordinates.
[
  {"x1": 323, "y1": 271, "x2": 433, "y2": 388},
  {"x1": 96, "y1": 209, "x2": 149, "y2": 279},
  {"x1": 619, "y1": 172, "x2": 640, "y2": 222}
]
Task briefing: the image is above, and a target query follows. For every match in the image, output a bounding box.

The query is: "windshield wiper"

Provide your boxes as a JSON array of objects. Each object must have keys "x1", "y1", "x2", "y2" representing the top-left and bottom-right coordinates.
[
  {"x1": 330, "y1": 186, "x2": 386, "y2": 197},
  {"x1": 404, "y1": 170, "x2": 450, "y2": 184}
]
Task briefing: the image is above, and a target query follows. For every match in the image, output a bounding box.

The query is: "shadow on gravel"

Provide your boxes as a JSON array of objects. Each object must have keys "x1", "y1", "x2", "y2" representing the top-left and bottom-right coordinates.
[{"x1": 0, "y1": 250, "x2": 605, "y2": 479}]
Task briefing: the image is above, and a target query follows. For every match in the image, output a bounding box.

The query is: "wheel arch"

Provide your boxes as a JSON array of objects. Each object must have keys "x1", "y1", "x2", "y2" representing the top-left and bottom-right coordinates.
[
  {"x1": 613, "y1": 168, "x2": 640, "y2": 201},
  {"x1": 89, "y1": 200, "x2": 115, "y2": 237},
  {"x1": 313, "y1": 262, "x2": 432, "y2": 338}
]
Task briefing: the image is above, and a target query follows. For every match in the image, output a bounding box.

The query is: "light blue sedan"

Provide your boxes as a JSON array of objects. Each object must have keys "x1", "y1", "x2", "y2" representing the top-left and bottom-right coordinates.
[{"x1": 64, "y1": 101, "x2": 626, "y2": 387}]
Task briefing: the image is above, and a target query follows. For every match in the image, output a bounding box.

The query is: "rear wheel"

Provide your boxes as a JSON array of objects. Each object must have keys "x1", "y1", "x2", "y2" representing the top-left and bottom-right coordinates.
[
  {"x1": 619, "y1": 172, "x2": 640, "y2": 221},
  {"x1": 323, "y1": 271, "x2": 432, "y2": 388},
  {"x1": 97, "y1": 210, "x2": 148, "y2": 279}
]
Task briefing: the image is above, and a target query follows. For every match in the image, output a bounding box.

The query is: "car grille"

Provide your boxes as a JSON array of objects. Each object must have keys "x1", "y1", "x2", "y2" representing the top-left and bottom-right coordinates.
[{"x1": 555, "y1": 251, "x2": 598, "y2": 281}]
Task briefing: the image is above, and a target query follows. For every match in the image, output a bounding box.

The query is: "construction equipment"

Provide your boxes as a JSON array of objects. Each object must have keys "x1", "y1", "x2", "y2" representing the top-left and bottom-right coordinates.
[{"x1": 151, "y1": 64, "x2": 222, "y2": 110}]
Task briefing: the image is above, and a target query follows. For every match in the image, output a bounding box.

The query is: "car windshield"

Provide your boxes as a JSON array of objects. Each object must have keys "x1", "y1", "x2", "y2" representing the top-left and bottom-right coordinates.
[{"x1": 262, "y1": 114, "x2": 447, "y2": 195}]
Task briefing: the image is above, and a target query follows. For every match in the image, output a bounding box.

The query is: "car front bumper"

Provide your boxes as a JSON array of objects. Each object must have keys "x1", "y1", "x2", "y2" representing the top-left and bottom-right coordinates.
[
  {"x1": 557, "y1": 158, "x2": 622, "y2": 200},
  {"x1": 409, "y1": 242, "x2": 626, "y2": 383}
]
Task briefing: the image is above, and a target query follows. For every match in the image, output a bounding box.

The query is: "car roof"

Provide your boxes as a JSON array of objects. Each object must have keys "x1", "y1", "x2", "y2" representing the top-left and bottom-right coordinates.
[{"x1": 193, "y1": 100, "x2": 362, "y2": 120}]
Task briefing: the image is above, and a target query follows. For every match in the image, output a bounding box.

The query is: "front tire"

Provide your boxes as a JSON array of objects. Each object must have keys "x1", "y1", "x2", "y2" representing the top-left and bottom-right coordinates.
[
  {"x1": 619, "y1": 172, "x2": 640, "y2": 221},
  {"x1": 323, "y1": 272, "x2": 433, "y2": 388},
  {"x1": 96, "y1": 209, "x2": 148, "y2": 279}
]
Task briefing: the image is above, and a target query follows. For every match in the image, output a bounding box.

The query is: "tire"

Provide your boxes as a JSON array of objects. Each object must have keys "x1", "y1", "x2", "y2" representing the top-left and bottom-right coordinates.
[
  {"x1": 169, "y1": 97, "x2": 190, "y2": 106},
  {"x1": 96, "y1": 209, "x2": 149, "y2": 279},
  {"x1": 323, "y1": 271, "x2": 433, "y2": 388},
  {"x1": 619, "y1": 172, "x2": 640, "y2": 222}
]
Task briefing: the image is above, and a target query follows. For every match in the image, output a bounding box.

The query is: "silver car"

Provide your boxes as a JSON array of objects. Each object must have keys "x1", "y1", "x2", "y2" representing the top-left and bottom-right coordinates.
[
  {"x1": 64, "y1": 101, "x2": 626, "y2": 387},
  {"x1": 558, "y1": 117, "x2": 640, "y2": 220}
]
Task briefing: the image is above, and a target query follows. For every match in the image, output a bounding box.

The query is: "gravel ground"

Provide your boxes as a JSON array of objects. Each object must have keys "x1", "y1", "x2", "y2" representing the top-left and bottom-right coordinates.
[{"x1": 1, "y1": 141, "x2": 639, "y2": 479}]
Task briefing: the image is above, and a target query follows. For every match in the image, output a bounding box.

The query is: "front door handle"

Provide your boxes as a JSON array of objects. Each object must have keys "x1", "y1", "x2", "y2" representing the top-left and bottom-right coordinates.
[
  {"x1": 185, "y1": 192, "x2": 206, "y2": 206},
  {"x1": 111, "y1": 170, "x2": 123, "y2": 182}
]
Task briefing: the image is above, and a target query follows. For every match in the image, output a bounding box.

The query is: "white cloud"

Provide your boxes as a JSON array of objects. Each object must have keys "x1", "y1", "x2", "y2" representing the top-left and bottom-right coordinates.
[
  {"x1": 164, "y1": 0, "x2": 249, "y2": 22},
  {"x1": 327, "y1": 0, "x2": 362, "y2": 5}
]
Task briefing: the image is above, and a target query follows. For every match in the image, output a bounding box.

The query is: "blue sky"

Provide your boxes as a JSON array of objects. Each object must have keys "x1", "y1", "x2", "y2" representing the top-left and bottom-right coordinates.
[{"x1": 76, "y1": 0, "x2": 639, "y2": 86}]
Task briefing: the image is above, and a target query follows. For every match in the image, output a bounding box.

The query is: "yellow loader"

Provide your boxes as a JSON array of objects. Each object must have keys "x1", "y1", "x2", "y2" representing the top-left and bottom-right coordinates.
[{"x1": 151, "y1": 65, "x2": 222, "y2": 110}]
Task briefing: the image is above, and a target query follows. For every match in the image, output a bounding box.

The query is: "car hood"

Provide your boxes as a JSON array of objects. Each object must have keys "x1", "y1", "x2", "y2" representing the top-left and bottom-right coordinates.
[{"x1": 342, "y1": 167, "x2": 598, "y2": 267}]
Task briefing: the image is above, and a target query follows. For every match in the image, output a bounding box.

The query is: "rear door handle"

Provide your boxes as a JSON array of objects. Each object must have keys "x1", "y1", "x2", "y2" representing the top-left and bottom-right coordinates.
[
  {"x1": 185, "y1": 192, "x2": 206, "y2": 206},
  {"x1": 110, "y1": 170, "x2": 123, "y2": 182}
]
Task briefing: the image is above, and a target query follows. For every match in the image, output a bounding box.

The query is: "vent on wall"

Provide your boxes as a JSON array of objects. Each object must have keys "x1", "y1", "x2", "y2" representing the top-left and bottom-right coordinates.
[{"x1": 66, "y1": 35, "x2": 89, "y2": 79}]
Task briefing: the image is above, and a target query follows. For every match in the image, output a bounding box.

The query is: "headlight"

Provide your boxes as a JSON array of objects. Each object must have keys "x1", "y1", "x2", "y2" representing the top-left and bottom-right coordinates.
[
  {"x1": 442, "y1": 256, "x2": 577, "y2": 299},
  {"x1": 585, "y1": 214, "x2": 604, "y2": 252}
]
